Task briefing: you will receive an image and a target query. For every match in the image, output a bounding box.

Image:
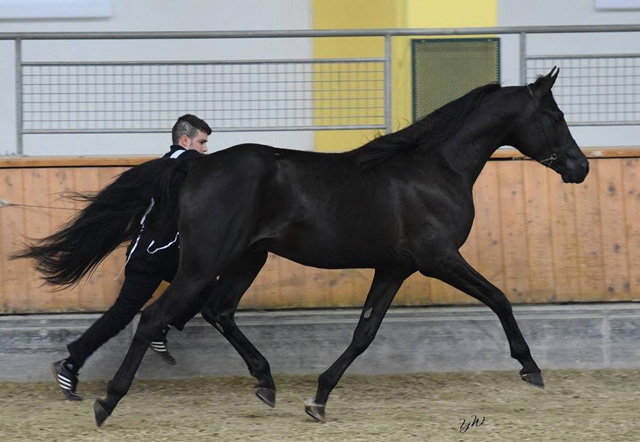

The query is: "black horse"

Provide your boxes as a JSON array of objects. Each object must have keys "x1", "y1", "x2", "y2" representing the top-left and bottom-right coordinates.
[{"x1": 16, "y1": 68, "x2": 588, "y2": 426}]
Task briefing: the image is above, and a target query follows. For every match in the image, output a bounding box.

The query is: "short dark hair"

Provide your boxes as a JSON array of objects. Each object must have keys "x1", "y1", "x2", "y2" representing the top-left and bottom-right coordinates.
[{"x1": 171, "y1": 114, "x2": 212, "y2": 145}]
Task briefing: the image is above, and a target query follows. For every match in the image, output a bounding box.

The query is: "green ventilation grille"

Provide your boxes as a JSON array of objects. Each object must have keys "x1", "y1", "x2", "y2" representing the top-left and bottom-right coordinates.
[{"x1": 412, "y1": 38, "x2": 500, "y2": 121}]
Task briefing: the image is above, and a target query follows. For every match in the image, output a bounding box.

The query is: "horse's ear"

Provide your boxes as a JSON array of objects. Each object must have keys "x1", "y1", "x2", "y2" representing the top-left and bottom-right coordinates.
[
  {"x1": 532, "y1": 66, "x2": 560, "y2": 94},
  {"x1": 546, "y1": 66, "x2": 560, "y2": 88}
]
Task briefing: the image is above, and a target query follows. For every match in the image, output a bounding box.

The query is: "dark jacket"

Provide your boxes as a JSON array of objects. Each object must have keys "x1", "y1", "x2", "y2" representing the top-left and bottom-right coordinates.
[
  {"x1": 162, "y1": 145, "x2": 204, "y2": 160},
  {"x1": 125, "y1": 146, "x2": 204, "y2": 271}
]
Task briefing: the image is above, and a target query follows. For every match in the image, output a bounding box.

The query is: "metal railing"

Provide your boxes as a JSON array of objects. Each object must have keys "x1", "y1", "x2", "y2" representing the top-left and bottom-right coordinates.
[
  {"x1": 20, "y1": 59, "x2": 386, "y2": 132},
  {"x1": 526, "y1": 54, "x2": 640, "y2": 126},
  {"x1": 2, "y1": 24, "x2": 640, "y2": 154}
]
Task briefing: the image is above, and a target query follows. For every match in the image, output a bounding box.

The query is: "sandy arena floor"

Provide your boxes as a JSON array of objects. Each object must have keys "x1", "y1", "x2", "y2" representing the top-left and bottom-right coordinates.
[{"x1": 0, "y1": 369, "x2": 637, "y2": 441}]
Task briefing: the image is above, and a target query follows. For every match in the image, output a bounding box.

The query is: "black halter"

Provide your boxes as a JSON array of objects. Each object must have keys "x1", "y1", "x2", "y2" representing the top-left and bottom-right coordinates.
[{"x1": 526, "y1": 84, "x2": 558, "y2": 168}]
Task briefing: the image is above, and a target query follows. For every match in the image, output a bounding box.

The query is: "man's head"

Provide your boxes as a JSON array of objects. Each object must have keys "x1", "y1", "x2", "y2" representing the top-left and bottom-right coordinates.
[{"x1": 171, "y1": 114, "x2": 212, "y2": 153}]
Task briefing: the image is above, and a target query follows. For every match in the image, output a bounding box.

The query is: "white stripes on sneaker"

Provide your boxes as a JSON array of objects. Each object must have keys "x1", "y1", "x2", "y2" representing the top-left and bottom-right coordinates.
[
  {"x1": 57, "y1": 374, "x2": 73, "y2": 390},
  {"x1": 150, "y1": 341, "x2": 168, "y2": 352}
]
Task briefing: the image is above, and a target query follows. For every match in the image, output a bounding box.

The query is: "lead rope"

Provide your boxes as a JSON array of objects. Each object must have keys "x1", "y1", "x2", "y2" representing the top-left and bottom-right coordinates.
[
  {"x1": 539, "y1": 153, "x2": 558, "y2": 168},
  {"x1": 510, "y1": 152, "x2": 557, "y2": 165},
  {"x1": 0, "y1": 199, "x2": 77, "y2": 211}
]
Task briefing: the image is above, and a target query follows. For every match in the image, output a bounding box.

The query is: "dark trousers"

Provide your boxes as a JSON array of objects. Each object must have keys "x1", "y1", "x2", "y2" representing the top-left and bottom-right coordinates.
[{"x1": 67, "y1": 245, "x2": 180, "y2": 369}]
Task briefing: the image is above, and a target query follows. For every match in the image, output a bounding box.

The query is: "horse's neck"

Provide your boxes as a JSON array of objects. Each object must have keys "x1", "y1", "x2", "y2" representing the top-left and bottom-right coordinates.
[{"x1": 433, "y1": 89, "x2": 526, "y2": 185}]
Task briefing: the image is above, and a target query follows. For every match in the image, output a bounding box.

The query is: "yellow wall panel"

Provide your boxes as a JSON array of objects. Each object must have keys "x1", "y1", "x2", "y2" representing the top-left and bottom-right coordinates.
[
  {"x1": 406, "y1": 0, "x2": 496, "y2": 28},
  {"x1": 312, "y1": 0, "x2": 498, "y2": 153},
  {"x1": 312, "y1": 0, "x2": 403, "y2": 152}
]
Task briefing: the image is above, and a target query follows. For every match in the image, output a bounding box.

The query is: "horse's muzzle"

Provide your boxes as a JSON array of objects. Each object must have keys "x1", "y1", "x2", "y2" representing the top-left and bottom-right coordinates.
[{"x1": 560, "y1": 155, "x2": 589, "y2": 183}]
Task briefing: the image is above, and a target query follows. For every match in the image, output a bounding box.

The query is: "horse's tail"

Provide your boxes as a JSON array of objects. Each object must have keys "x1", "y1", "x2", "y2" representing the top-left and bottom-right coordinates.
[{"x1": 11, "y1": 157, "x2": 191, "y2": 288}]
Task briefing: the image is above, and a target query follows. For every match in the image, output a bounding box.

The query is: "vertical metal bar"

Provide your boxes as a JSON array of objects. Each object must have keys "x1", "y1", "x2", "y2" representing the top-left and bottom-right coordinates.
[
  {"x1": 384, "y1": 34, "x2": 392, "y2": 133},
  {"x1": 15, "y1": 38, "x2": 23, "y2": 155},
  {"x1": 519, "y1": 32, "x2": 527, "y2": 85}
]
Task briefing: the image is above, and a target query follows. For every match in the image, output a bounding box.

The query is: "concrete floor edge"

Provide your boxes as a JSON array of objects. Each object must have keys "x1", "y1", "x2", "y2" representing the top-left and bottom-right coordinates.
[{"x1": 1, "y1": 303, "x2": 639, "y2": 382}]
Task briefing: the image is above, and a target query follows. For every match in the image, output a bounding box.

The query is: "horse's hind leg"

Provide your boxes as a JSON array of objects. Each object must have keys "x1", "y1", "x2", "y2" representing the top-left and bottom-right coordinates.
[
  {"x1": 305, "y1": 268, "x2": 411, "y2": 422},
  {"x1": 199, "y1": 251, "x2": 277, "y2": 407},
  {"x1": 426, "y1": 250, "x2": 543, "y2": 388},
  {"x1": 92, "y1": 271, "x2": 216, "y2": 427}
]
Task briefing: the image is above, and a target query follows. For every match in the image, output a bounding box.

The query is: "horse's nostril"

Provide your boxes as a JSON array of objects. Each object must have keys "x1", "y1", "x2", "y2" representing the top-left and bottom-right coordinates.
[{"x1": 581, "y1": 158, "x2": 590, "y2": 175}]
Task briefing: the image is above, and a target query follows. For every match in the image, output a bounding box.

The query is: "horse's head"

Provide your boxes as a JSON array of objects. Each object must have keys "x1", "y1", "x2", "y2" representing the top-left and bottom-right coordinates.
[{"x1": 510, "y1": 67, "x2": 589, "y2": 183}]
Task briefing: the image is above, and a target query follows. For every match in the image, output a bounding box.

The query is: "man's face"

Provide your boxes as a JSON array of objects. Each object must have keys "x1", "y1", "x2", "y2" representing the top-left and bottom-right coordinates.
[{"x1": 181, "y1": 130, "x2": 209, "y2": 153}]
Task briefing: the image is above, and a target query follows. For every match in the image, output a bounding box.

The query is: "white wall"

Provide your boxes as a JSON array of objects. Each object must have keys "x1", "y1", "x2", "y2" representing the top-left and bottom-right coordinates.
[
  {"x1": 498, "y1": 0, "x2": 640, "y2": 148},
  {"x1": 498, "y1": 0, "x2": 640, "y2": 26},
  {"x1": 0, "y1": 0, "x2": 313, "y2": 156}
]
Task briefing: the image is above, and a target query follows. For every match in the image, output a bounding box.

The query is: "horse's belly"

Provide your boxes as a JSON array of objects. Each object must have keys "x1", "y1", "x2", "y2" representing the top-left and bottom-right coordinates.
[{"x1": 259, "y1": 235, "x2": 412, "y2": 270}]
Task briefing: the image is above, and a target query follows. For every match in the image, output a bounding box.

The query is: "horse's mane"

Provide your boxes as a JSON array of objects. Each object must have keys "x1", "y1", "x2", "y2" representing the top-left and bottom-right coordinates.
[{"x1": 347, "y1": 82, "x2": 502, "y2": 169}]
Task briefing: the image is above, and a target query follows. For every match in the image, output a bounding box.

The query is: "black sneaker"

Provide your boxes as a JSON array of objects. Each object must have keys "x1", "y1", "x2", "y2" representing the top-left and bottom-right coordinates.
[
  {"x1": 150, "y1": 327, "x2": 176, "y2": 365},
  {"x1": 51, "y1": 359, "x2": 82, "y2": 401}
]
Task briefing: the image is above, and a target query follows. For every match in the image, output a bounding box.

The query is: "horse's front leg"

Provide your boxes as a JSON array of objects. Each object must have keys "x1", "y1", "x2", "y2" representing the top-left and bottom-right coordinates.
[
  {"x1": 92, "y1": 272, "x2": 215, "y2": 427},
  {"x1": 305, "y1": 268, "x2": 412, "y2": 422},
  {"x1": 200, "y1": 251, "x2": 276, "y2": 407},
  {"x1": 424, "y1": 250, "x2": 543, "y2": 387}
]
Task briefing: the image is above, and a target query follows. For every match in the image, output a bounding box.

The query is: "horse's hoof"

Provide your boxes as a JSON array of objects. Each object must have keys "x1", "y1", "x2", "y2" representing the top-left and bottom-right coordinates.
[
  {"x1": 521, "y1": 371, "x2": 545, "y2": 389},
  {"x1": 93, "y1": 399, "x2": 111, "y2": 427},
  {"x1": 304, "y1": 398, "x2": 326, "y2": 423},
  {"x1": 255, "y1": 387, "x2": 276, "y2": 408}
]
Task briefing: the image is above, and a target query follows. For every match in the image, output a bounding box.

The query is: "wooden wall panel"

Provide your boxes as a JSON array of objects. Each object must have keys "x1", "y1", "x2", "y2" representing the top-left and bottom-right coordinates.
[
  {"x1": 294, "y1": 265, "x2": 327, "y2": 308},
  {"x1": 395, "y1": 271, "x2": 432, "y2": 306},
  {"x1": 548, "y1": 172, "x2": 581, "y2": 301},
  {"x1": 523, "y1": 163, "x2": 555, "y2": 302},
  {"x1": 622, "y1": 159, "x2": 640, "y2": 298},
  {"x1": 1, "y1": 170, "x2": 28, "y2": 313},
  {"x1": 499, "y1": 162, "x2": 530, "y2": 303},
  {"x1": 473, "y1": 162, "x2": 506, "y2": 289},
  {"x1": 277, "y1": 254, "x2": 307, "y2": 308},
  {"x1": 22, "y1": 169, "x2": 51, "y2": 311},
  {"x1": 2, "y1": 152, "x2": 640, "y2": 314},
  {"x1": 0, "y1": 166, "x2": 127, "y2": 314},
  {"x1": 597, "y1": 160, "x2": 631, "y2": 299},
  {"x1": 244, "y1": 254, "x2": 279, "y2": 309},
  {"x1": 41, "y1": 168, "x2": 77, "y2": 311},
  {"x1": 73, "y1": 168, "x2": 117, "y2": 311},
  {"x1": 350, "y1": 268, "x2": 376, "y2": 305},
  {"x1": 574, "y1": 161, "x2": 605, "y2": 301}
]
